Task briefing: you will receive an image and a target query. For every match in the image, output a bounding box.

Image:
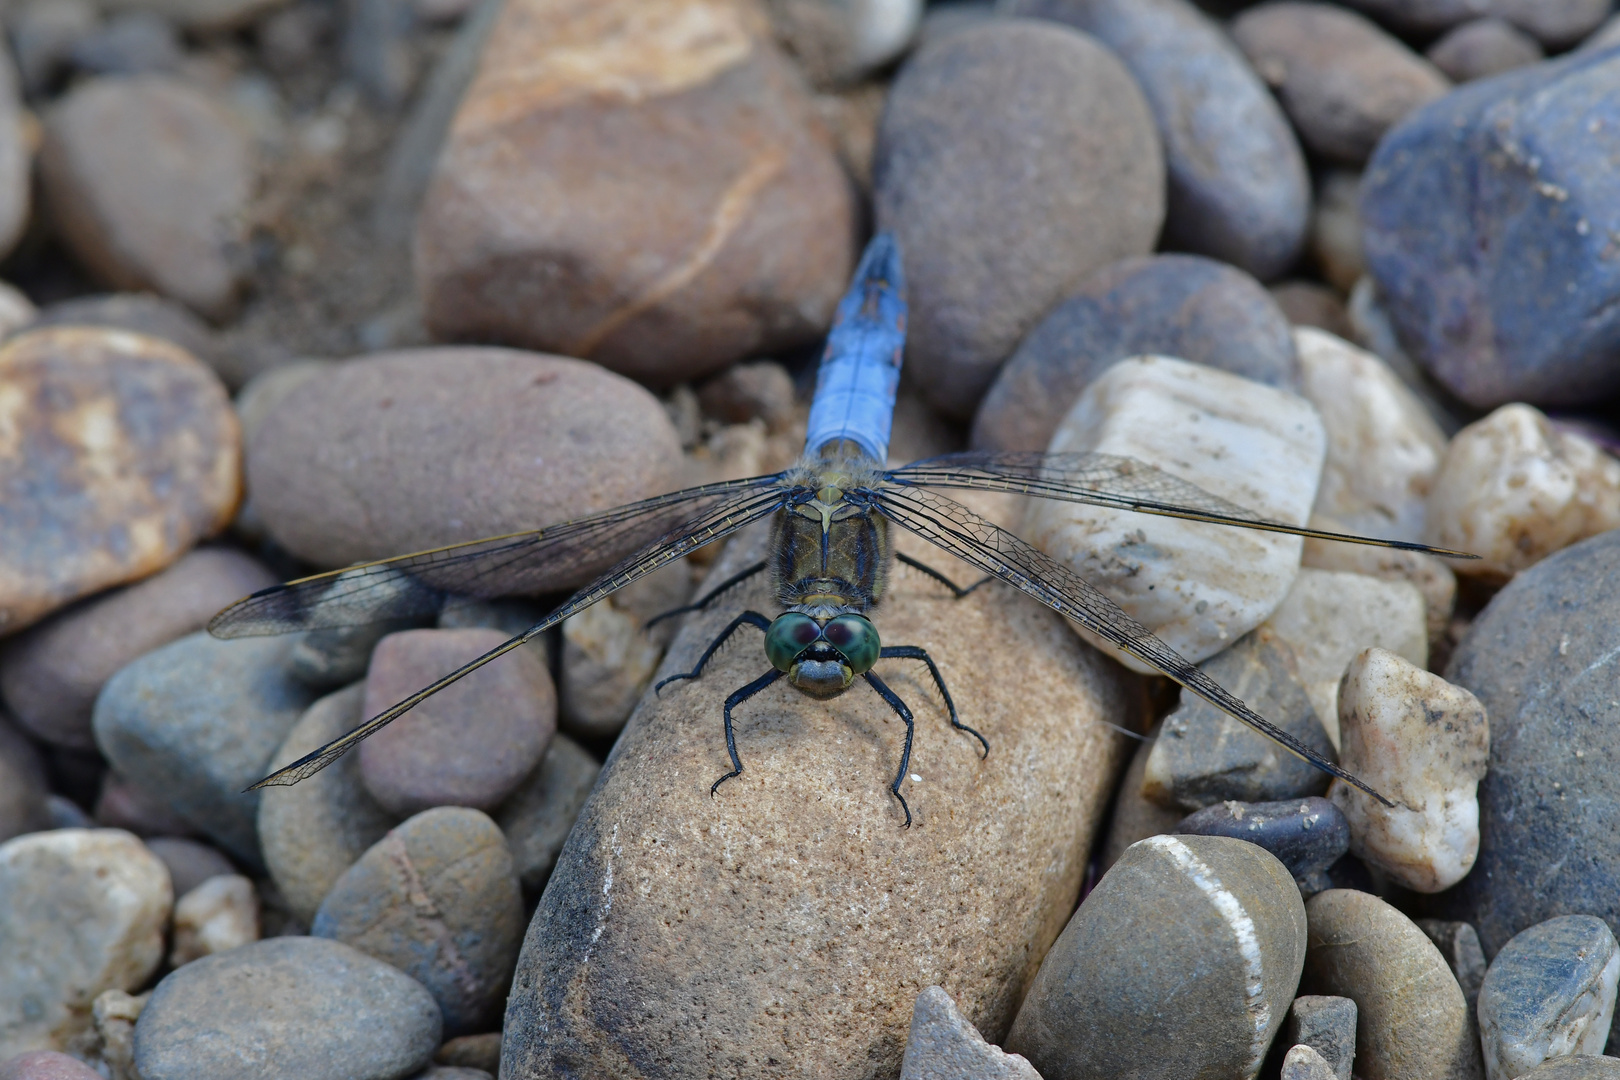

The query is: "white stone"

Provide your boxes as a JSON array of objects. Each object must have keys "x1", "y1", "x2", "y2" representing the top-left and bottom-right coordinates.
[
  {"x1": 1023, "y1": 355, "x2": 1326, "y2": 675},
  {"x1": 169, "y1": 873, "x2": 260, "y2": 967},
  {"x1": 1328, "y1": 648, "x2": 1489, "y2": 893},
  {"x1": 1262, "y1": 568, "x2": 1427, "y2": 749},
  {"x1": 0, "y1": 281, "x2": 36, "y2": 340},
  {"x1": 900, "y1": 986, "x2": 1041, "y2": 1080},
  {"x1": 0, "y1": 828, "x2": 172, "y2": 1057},
  {"x1": 1302, "y1": 512, "x2": 1456, "y2": 648},
  {"x1": 766, "y1": 0, "x2": 922, "y2": 85},
  {"x1": 1424, "y1": 404, "x2": 1620, "y2": 580},
  {"x1": 1281, "y1": 1044, "x2": 1338, "y2": 1080},
  {"x1": 1294, "y1": 327, "x2": 1446, "y2": 543}
]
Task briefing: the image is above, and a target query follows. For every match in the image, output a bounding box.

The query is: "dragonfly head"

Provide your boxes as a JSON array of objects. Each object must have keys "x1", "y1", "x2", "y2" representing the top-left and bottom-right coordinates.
[{"x1": 766, "y1": 611, "x2": 880, "y2": 699}]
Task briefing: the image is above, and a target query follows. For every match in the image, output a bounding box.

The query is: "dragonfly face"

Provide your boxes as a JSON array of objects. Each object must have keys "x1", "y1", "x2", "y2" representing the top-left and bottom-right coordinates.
[{"x1": 765, "y1": 610, "x2": 882, "y2": 698}]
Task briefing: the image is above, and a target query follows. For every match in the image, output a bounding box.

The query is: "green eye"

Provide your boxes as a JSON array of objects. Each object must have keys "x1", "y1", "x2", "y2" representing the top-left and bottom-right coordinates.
[
  {"x1": 822, "y1": 614, "x2": 880, "y2": 674},
  {"x1": 765, "y1": 613, "x2": 821, "y2": 672}
]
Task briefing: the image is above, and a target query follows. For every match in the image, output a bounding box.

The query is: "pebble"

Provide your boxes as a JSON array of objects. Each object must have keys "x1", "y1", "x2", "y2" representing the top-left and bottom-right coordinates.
[
  {"x1": 92, "y1": 633, "x2": 317, "y2": 869},
  {"x1": 68, "y1": 12, "x2": 183, "y2": 77},
  {"x1": 1283, "y1": 995, "x2": 1356, "y2": 1080},
  {"x1": 1338, "y1": 0, "x2": 1610, "y2": 49},
  {"x1": 500, "y1": 525, "x2": 1134, "y2": 1077},
  {"x1": 1176, "y1": 797, "x2": 1350, "y2": 897},
  {"x1": 1280, "y1": 1044, "x2": 1337, "y2": 1080},
  {"x1": 360, "y1": 628, "x2": 556, "y2": 816},
  {"x1": 1301, "y1": 517, "x2": 1457, "y2": 652},
  {"x1": 1232, "y1": 2, "x2": 1449, "y2": 166},
  {"x1": 1261, "y1": 567, "x2": 1428, "y2": 749},
  {"x1": 1006, "y1": 834, "x2": 1306, "y2": 1080},
  {"x1": 0, "y1": 714, "x2": 50, "y2": 844},
  {"x1": 972, "y1": 255, "x2": 1299, "y2": 453},
  {"x1": 696, "y1": 360, "x2": 797, "y2": 430},
  {"x1": 1442, "y1": 529, "x2": 1620, "y2": 955},
  {"x1": 0, "y1": 549, "x2": 276, "y2": 750},
  {"x1": 1143, "y1": 629, "x2": 1337, "y2": 811},
  {"x1": 40, "y1": 76, "x2": 254, "y2": 320},
  {"x1": 1427, "y1": 18, "x2": 1543, "y2": 82},
  {"x1": 1022, "y1": 355, "x2": 1324, "y2": 672},
  {"x1": 287, "y1": 618, "x2": 431, "y2": 692},
  {"x1": 434, "y1": 1033, "x2": 500, "y2": 1072},
  {"x1": 168, "y1": 874, "x2": 259, "y2": 968},
  {"x1": 0, "y1": 1051, "x2": 105, "y2": 1080},
  {"x1": 764, "y1": 0, "x2": 921, "y2": 86},
  {"x1": 1479, "y1": 916, "x2": 1620, "y2": 1080},
  {"x1": 1098, "y1": 723, "x2": 1184, "y2": 873},
  {"x1": 1579, "y1": 15, "x2": 1620, "y2": 53},
  {"x1": 1419, "y1": 919, "x2": 1489, "y2": 1015},
  {"x1": 1524, "y1": 1058, "x2": 1620, "y2": 1079},
  {"x1": 1328, "y1": 648, "x2": 1489, "y2": 893},
  {"x1": 1003, "y1": 0, "x2": 1308, "y2": 281},
  {"x1": 142, "y1": 837, "x2": 236, "y2": 899},
  {"x1": 132, "y1": 937, "x2": 441, "y2": 1080},
  {"x1": 1271, "y1": 282, "x2": 1356, "y2": 341},
  {"x1": 42, "y1": 797, "x2": 90, "y2": 832},
  {"x1": 1302, "y1": 889, "x2": 1482, "y2": 1079},
  {"x1": 899, "y1": 986, "x2": 1040, "y2": 1080},
  {"x1": 1361, "y1": 46, "x2": 1620, "y2": 409},
  {"x1": 247, "y1": 348, "x2": 682, "y2": 572},
  {"x1": 0, "y1": 49, "x2": 28, "y2": 265},
  {"x1": 0, "y1": 284, "x2": 36, "y2": 341},
  {"x1": 0, "y1": 328, "x2": 240, "y2": 635},
  {"x1": 494, "y1": 734, "x2": 600, "y2": 896},
  {"x1": 258, "y1": 684, "x2": 400, "y2": 925},
  {"x1": 93, "y1": 771, "x2": 199, "y2": 839},
  {"x1": 313, "y1": 807, "x2": 523, "y2": 1036},
  {"x1": 100, "y1": 0, "x2": 288, "y2": 32},
  {"x1": 417, "y1": 0, "x2": 855, "y2": 386},
  {"x1": 558, "y1": 563, "x2": 690, "y2": 738},
  {"x1": 873, "y1": 19, "x2": 1164, "y2": 418},
  {"x1": 28, "y1": 294, "x2": 227, "y2": 389},
  {"x1": 9, "y1": 0, "x2": 96, "y2": 95},
  {"x1": 410, "y1": 1069, "x2": 491, "y2": 1080},
  {"x1": 0, "y1": 829, "x2": 172, "y2": 1059},
  {"x1": 1309, "y1": 171, "x2": 1365, "y2": 294},
  {"x1": 1424, "y1": 404, "x2": 1620, "y2": 582}
]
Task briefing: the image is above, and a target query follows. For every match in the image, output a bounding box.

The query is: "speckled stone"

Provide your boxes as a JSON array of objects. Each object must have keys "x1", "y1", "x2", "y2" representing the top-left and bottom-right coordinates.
[
  {"x1": 1281, "y1": 1044, "x2": 1337, "y2": 1080},
  {"x1": 1427, "y1": 18, "x2": 1543, "y2": 82},
  {"x1": 493, "y1": 734, "x2": 601, "y2": 896},
  {"x1": 1283, "y1": 995, "x2": 1356, "y2": 1080},
  {"x1": 1177, "y1": 797, "x2": 1350, "y2": 897},
  {"x1": 1006, "y1": 834, "x2": 1306, "y2": 1080},
  {"x1": 1479, "y1": 916, "x2": 1620, "y2": 1080}
]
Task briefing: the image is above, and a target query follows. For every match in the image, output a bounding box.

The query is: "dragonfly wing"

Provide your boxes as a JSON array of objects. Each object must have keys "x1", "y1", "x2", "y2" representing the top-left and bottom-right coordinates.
[
  {"x1": 869, "y1": 484, "x2": 1394, "y2": 807},
  {"x1": 886, "y1": 450, "x2": 1476, "y2": 559},
  {"x1": 209, "y1": 475, "x2": 789, "y2": 638},
  {"x1": 249, "y1": 482, "x2": 793, "y2": 788}
]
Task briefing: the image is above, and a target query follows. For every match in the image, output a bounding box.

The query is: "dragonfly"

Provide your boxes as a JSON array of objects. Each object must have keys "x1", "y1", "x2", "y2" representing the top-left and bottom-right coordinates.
[{"x1": 210, "y1": 232, "x2": 1477, "y2": 826}]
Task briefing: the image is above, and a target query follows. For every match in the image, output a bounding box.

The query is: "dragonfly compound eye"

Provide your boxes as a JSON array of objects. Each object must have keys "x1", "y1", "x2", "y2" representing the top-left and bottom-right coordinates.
[
  {"x1": 822, "y1": 614, "x2": 880, "y2": 674},
  {"x1": 765, "y1": 612, "x2": 822, "y2": 672}
]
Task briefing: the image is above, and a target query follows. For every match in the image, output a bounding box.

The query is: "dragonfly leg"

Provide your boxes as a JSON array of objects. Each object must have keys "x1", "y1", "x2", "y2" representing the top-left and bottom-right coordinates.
[
  {"x1": 655, "y1": 610, "x2": 773, "y2": 695},
  {"x1": 862, "y1": 672, "x2": 916, "y2": 828},
  {"x1": 879, "y1": 645, "x2": 988, "y2": 759},
  {"x1": 712, "y1": 668, "x2": 783, "y2": 797},
  {"x1": 645, "y1": 561, "x2": 769, "y2": 629},
  {"x1": 895, "y1": 552, "x2": 992, "y2": 599}
]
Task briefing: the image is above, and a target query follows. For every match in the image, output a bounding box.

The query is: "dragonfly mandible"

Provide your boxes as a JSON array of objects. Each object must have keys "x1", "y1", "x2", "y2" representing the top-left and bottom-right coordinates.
[{"x1": 210, "y1": 233, "x2": 1477, "y2": 826}]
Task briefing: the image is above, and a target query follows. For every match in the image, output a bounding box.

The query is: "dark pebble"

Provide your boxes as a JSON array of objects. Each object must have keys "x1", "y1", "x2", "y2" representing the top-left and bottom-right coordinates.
[
  {"x1": 0, "y1": 711, "x2": 50, "y2": 843},
  {"x1": 1282, "y1": 995, "x2": 1356, "y2": 1080},
  {"x1": 1176, "y1": 796, "x2": 1350, "y2": 897}
]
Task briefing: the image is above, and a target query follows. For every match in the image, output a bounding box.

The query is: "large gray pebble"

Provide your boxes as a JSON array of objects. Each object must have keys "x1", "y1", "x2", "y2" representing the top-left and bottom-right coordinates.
[
  {"x1": 494, "y1": 733, "x2": 600, "y2": 896},
  {"x1": 874, "y1": 19, "x2": 1164, "y2": 419},
  {"x1": 901, "y1": 986, "x2": 1040, "y2": 1080},
  {"x1": 93, "y1": 633, "x2": 317, "y2": 869},
  {"x1": 1001, "y1": 0, "x2": 1307, "y2": 280},
  {"x1": 1479, "y1": 915, "x2": 1620, "y2": 1080},
  {"x1": 132, "y1": 937, "x2": 441, "y2": 1080}
]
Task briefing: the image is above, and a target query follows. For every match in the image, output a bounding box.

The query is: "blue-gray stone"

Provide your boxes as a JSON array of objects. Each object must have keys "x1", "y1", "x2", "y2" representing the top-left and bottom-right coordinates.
[
  {"x1": 1176, "y1": 797, "x2": 1350, "y2": 897},
  {"x1": 92, "y1": 632, "x2": 317, "y2": 869},
  {"x1": 1001, "y1": 0, "x2": 1308, "y2": 280},
  {"x1": 132, "y1": 936, "x2": 441, "y2": 1080},
  {"x1": 971, "y1": 254, "x2": 1298, "y2": 452},
  {"x1": 1362, "y1": 47, "x2": 1620, "y2": 409},
  {"x1": 1478, "y1": 916, "x2": 1620, "y2": 1080}
]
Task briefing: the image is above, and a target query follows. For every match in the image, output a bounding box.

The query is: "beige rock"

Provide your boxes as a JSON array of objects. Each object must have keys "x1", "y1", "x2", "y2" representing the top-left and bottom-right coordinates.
[
  {"x1": 1328, "y1": 648, "x2": 1489, "y2": 892},
  {"x1": 169, "y1": 874, "x2": 260, "y2": 967},
  {"x1": 0, "y1": 282, "x2": 36, "y2": 340},
  {"x1": 500, "y1": 521, "x2": 1135, "y2": 1077},
  {"x1": 1424, "y1": 404, "x2": 1620, "y2": 581},
  {"x1": 85, "y1": 988, "x2": 145, "y2": 1080},
  {"x1": 560, "y1": 558, "x2": 693, "y2": 739},
  {"x1": 416, "y1": 0, "x2": 856, "y2": 386},
  {"x1": 0, "y1": 328, "x2": 240, "y2": 634},
  {"x1": 1283, "y1": 1044, "x2": 1339, "y2": 1080},
  {"x1": 1302, "y1": 513, "x2": 1456, "y2": 650},
  {"x1": 1023, "y1": 355, "x2": 1325, "y2": 674},
  {"x1": 1311, "y1": 172, "x2": 1364, "y2": 294}
]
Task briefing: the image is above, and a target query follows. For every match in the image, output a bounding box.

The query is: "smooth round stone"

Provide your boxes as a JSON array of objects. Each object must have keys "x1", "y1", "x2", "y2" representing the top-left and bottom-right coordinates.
[
  {"x1": 0, "y1": 713, "x2": 49, "y2": 844},
  {"x1": 39, "y1": 75, "x2": 253, "y2": 319},
  {"x1": 0, "y1": 829, "x2": 172, "y2": 1059},
  {"x1": 1427, "y1": 18, "x2": 1543, "y2": 82},
  {"x1": 0, "y1": 328, "x2": 239, "y2": 635},
  {"x1": 1232, "y1": 2, "x2": 1449, "y2": 166},
  {"x1": 360, "y1": 629, "x2": 556, "y2": 816},
  {"x1": 500, "y1": 524, "x2": 1135, "y2": 1077},
  {"x1": 92, "y1": 632, "x2": 318, "y2": 869},
  {"x1": 1271, "y1": 283, "x2": 1355, "y2": 341},
  {"x1": 1177, "y1": 797, "x2": 1350, "y2": 897},
  {"x1": 1361, "y1": 47, "x2": 1620, "y2": 409},
  {"x1": 494, "y1": 734, "x2": 600, "y2": 896},
  {"x1": 1328, "y1": 648, "x2": 1489, "y2": 893},
  {"x1": 0, "y1": 48, "x2": 29, "y2": 264},
  {"x1": 1302, "y1": 889, "x2": 1481, "y2": 1079},
  {"x1": 1525, "y1": 1057, "x2": 1620, "y2": 1079},
  {"x1": 99, "y1": 0, "x2": 287, "y2": 33},
  {"x1": 972, "y1": 255, "x2": 1298, "y2": 453},
  {"x1": 142, "y1": 837, "x2": 235, "y2": 899},
  {"x1": 93, "y1": 771, "x2": 199, "y2": 838},
  {"x1": 247, "y1": 349, "x2": 681, "y2": 572},
  {"x1": 765, "y1": 0, "x2": 921, "y2": 86},
  {"x1": 417, "y1": 0, "x2": 855, "y2": 386},
  {"x1": 1417, "y1": 919, "x2": 1488, "y2": 1013},
  {"x1": 1000, "y1": 0, "x2": 1307, "y2": 280},
  {"x1": 1006, "y1": 834, "x2": 1306, "y2": 1080},
  {"x1": 1338, "y1": 0, "x2": 1610, "y2": 48},
  {"x1": 25, "y1": 293, "x2": 225, "y2": 385},
  {"x1": 67, "y1": 12, "x2": 183, "y2": 77},
  {"x1": 1580, "y1": 15, "x2": 1620, "y2": 53},
  {"x1": 900, "y1": 986, "x2": 1040, "y2": 1080},
  {"x1": 1098, "y1": 723, "x2": 1183, "y2": 874},
  {"x1": 168, "y1": 874, "x2": 259, "y2": 968},
  {"x1": 313, "y1": 807, "x2": 523, "y2": 1037},
  {"x1": 873, "y1": 19, "x2": 1164, "y2": 419},
  {"x1": 1283, "y1": 995, "x2": 1357, "y2": 1080},
  {"x1": 433, "y1": 1033, "x2": 500, "y2": 1072},
  {"x1": 696, "y1": 361, "x2": 796, "y2": 430},
  {"x1": 259, "y1": 684, "x2": 398, "y2": 925},
  {"x1": 132, "y1": 937, "x2": 441, "y2": 1080},
  {"x1": 0, "y1": 1052, "x2": 103, "y2": 1080},
  {"x1": 1479, "y1": 916, "x2": 1620, "y2": 1080},
  {"x1": 0, "y1": 548, "x2": 276, "y2": 750}
]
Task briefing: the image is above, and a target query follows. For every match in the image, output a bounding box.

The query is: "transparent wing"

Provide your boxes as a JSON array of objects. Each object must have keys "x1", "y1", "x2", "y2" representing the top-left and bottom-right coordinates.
[
  {"x1": 209, "y1": 475, "x2": 788, "y2": 638},
  {"x1": 248, "y1": 482, "x2": 794, "y2": 789},
  {"x1": 886, "y1": 450, "x2": 1476, "y2": 559},
  {"x1": 867, "y1": 484, "x2": 1394, "y2": 806}
]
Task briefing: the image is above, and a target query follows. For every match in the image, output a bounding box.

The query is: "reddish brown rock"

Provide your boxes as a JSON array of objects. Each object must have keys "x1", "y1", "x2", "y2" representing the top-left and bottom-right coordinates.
[
  {"x1": 246, "y1": 348, "x2": 682, "y2": 571},
  {"x1": 0, "y1": 328, "x2": 241, "y2": 635},
  {"x1": 415, "y1": 0, "x2": 857, "y2": 386}
]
